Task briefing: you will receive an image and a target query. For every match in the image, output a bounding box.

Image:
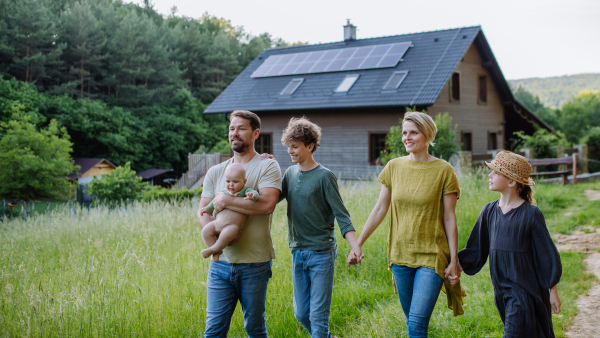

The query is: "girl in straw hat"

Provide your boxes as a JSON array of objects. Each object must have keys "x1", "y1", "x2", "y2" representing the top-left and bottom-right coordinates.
[{"x1": 457, "y1": 151, "x2": 562, "y2": 338}]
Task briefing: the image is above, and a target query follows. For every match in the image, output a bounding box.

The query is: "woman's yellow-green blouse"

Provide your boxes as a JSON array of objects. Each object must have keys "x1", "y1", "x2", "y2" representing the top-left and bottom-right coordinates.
[{"x1": 379, "y1": 156, "x2": 466, "y2": 316}]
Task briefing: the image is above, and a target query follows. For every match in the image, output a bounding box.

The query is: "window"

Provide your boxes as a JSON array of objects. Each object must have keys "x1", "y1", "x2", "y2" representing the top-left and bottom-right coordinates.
[
  {"x1": 450, "y1": 72, "x2": 460, "y2": 101},
  {"x1": 334, "y1": 74, "x2": 359, "y2": 93},
  {"x1": 478, "y1": 75, "x2": 487, "y2": 103},
  {"x1": 255, "y1": 133, "x2": 272, "y2": 154},
  {"x1": 369, "y1": 133, "x2": 387, "y2": 165},
  {"x1": 461, "y1": 132, "x2": 472, "y2": 151},
  {"x1": 382, "y1": 71, "x2": 409, "y2": 91},
  {"x1": 488, "y1": 132, "x2": 497, "y2": 150},
  {"x1": 280, "y1": 78, "x2": 304, "y2": 96}
]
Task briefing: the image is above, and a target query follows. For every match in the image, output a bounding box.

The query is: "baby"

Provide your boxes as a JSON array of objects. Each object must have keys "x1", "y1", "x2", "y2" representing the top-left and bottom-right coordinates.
[{"x1": 200, "y1": 163, "x2": 259, "y2": 262}]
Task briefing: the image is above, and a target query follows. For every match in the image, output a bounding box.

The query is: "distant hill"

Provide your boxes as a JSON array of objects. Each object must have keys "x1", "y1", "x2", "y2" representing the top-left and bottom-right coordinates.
[{"x1": 508, "y1": 73, "x2": 600, "y2": 108}]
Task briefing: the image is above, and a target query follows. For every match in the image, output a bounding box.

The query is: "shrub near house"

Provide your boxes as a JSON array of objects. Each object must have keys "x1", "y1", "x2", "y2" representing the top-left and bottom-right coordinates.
[{"x1": 86, "y1": 163, "x2": 201, "y2": 203}]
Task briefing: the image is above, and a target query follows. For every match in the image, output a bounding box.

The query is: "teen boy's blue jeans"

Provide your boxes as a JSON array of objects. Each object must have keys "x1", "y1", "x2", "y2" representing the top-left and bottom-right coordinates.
[
  {"x1": 204, "y1": 259, "x2": 272, "y2": 338},
  {"x1": 292, "y1": 248, "x2": 336, "y2": 338},
  {"x1": 391, "y1": 265, "x2": 443, "y2": 338}
]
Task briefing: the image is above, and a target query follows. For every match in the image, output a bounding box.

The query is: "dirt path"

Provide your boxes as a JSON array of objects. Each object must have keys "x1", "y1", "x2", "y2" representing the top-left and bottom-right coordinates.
[
  {"x1": 561, "y1": 189, "x2": 600, "y2": 338},
  {"x1": 565, "y1": 252, "x2": 600, "y2": 338}
]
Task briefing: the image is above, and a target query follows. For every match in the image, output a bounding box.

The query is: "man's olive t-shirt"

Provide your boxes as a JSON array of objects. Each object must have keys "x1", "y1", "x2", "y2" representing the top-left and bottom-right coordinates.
[{"x1": 201, "y1": 154, "x2": 282, "y2": 263}]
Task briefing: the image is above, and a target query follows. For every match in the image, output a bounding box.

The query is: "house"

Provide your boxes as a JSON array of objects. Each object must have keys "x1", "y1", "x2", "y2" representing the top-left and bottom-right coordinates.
[
  {"x1": 203, "y1": 23, "x2": 552, "y2": 179},
  {"x1": 68, "y1": 158, "x2": 116, "y2": 184},
  {"x1": 136, "y1": 169, "x2": 180, "y2": 188}
]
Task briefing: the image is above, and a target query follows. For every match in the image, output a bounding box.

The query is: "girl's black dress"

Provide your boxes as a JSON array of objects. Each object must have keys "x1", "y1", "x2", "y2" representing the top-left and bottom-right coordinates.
[{"x1": 458, "y1": 200, "x2": 562, "y2": 338}]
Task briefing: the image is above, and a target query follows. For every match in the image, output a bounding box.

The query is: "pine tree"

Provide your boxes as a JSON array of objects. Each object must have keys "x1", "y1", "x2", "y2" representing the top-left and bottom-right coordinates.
[{"x1": 58, "y1": 0, "x2": 106, "y2": 99}]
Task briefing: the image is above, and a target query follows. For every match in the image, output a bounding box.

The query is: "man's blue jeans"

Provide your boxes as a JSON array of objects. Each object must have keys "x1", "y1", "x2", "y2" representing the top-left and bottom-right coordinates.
[
  {"x1": 292, "y1": 248, "x2": 336, "y2": 338},
  {"x1": 391, "y1": 265, "x2": 443, "y2": 338},
  {"x1": 204, "y1": 259, "x2": 272, "y2": 338}
]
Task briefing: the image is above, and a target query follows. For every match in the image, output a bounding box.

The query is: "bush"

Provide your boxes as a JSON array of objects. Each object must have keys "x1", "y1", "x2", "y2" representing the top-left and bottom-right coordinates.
[
  {"x1": 0, "y1": 114, "x2": 76, "y2": 201},
  {"x1": 582, "y1": 126, "x2": 600, "y2": 172},
  {"x1": 380, "y1": 111, "x2": 459, "y2": 164},
  {"x1": 141, "y1": 186, "x2": 202, "y2": 202},
  {"x1": 512, "y1": 129, "x2": 567, "y2": 159},
  {"x1": 86, "y1": 162, "x2": 145, "y2": 202}
]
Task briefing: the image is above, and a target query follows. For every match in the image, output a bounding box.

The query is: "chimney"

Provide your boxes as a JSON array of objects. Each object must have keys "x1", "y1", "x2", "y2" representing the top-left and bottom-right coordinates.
[{"x1": 344, "y1": 19, "x2": 356, "y2": 41}]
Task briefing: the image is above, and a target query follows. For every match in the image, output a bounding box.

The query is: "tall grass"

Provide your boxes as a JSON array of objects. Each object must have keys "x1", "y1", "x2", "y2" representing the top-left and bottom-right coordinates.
[{"x1": 0, "y1": 174, "x2": 598, "y2": 337}]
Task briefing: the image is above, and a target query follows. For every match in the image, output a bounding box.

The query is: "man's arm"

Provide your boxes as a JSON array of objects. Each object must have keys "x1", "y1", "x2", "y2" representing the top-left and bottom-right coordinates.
[
  {"x1": 198, "y1": 197, "x2": 214, "y2": 229},
  {"x1": 211, "y1": 187, "x2": 280, "y2": 215}
]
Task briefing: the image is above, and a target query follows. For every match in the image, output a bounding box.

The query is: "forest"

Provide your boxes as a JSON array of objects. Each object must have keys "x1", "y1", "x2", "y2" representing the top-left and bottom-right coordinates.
[
  {"x1": 0, "y1": 0, "x2": 297, "y2": 173},
  {"x1": 509, "y1": 73, "x2": 600, "y2": 108}
]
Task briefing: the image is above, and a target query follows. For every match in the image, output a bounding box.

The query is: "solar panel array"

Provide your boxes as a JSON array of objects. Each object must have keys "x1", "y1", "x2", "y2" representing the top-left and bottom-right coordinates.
[{"x1": 251, "y1": 41, "x2": 412, "y2": 78}]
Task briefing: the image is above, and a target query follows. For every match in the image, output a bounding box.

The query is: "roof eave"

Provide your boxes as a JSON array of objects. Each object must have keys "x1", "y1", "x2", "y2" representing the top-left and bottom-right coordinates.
[{"x1": 472, "y1": 31, "x2": 554, "y2": 133}]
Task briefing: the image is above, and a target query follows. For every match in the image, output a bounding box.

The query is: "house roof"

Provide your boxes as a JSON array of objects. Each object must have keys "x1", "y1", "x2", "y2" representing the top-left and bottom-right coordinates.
[
  {"x1": 136, "y1": 169, "x2": 174, "y2": 180},
  {"x1": 205, "y1": 26, "x2": 482, "y2": 113},
  {"x1": 69, "y1": 158, "x2": 116, "y2": 180},
  {"x1": 203, "y1": 25, "x2": 553, "y2": 132}
]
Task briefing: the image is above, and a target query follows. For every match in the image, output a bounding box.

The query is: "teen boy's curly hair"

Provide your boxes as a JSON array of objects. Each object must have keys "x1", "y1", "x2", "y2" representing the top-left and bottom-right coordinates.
[{"x1": 281, "y1": 117, "x2": 321, "y2": 153}]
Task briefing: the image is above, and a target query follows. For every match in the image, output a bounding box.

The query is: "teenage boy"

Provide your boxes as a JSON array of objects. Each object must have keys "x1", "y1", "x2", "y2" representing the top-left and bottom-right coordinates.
[
  {"x1": 279, "y1": 117, "x2": 362, "y2": 338},
  {"x1": 198, "y1": 110, "x2": 281, "y2": 338}
]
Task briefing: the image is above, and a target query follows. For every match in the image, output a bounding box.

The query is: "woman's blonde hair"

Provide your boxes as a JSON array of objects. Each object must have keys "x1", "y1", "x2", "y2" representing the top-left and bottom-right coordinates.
[{"x1": 403, "y1": 111, "x2": 437, "y2": 147}]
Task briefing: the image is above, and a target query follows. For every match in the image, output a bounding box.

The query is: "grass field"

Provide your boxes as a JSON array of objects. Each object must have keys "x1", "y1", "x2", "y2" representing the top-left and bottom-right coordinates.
[{"x1": 0, "y1": 173, "x2": 599, "y2": 337}]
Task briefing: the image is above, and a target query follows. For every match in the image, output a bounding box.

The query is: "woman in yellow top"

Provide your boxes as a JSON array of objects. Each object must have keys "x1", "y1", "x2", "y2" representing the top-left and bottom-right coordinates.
[{"x1": 350, "y1": 112, "x2": 465, "y2": 338}]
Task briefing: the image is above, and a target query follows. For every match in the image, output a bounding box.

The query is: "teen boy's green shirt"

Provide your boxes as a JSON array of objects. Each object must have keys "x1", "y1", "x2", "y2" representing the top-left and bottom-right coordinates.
[{"x1": 280, "y1": 164, "x2": 355, "y2": 251}]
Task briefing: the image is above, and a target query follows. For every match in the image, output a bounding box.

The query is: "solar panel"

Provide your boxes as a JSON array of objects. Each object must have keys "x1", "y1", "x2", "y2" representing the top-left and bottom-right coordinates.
[
  {"x1": 382, "y1": 71, "x2": 409, "y2": 91},
  {"x1": 251, "y1": 41, "x2": 412, "y2": 78}
]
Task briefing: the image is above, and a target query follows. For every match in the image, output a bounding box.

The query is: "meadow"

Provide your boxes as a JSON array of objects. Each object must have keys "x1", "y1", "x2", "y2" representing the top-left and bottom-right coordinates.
[{"x1": 0, "y1": 173, "x2": 599, "y2": 337}]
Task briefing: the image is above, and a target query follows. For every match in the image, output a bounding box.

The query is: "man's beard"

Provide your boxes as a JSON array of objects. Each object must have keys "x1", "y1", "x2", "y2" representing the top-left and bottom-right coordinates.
[{"x1": 230, "y1": 138, "x2": 248, "y2": 153}]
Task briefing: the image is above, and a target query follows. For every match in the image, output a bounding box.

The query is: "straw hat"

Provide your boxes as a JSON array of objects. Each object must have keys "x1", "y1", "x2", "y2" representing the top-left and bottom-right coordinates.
[{"x1": 485, "y1": 151, "x2": 534, "y2": 186}]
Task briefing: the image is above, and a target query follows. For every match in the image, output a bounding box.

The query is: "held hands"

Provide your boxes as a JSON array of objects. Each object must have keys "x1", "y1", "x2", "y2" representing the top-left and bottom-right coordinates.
[
  {"x1": 444, "y1": 260, "x2": 461, "y2": 287},
  {"x1": 244, "y1": 191, "x2": 256, "y2": 200},
  {"x1": 347, "y1": 247, "x2": 365, "y2": 267}
]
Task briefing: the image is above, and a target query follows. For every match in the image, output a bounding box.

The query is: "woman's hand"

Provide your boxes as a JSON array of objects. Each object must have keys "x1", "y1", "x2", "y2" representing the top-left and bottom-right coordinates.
[
  {"x1": 347, "y1": 246, "x2": 365, "y2": 267},
  {"x1": 550, "y1": 285, "x2": 561, "y2": 314},
  {"x1": 444, "y1": 260, "x2": 461, "y2": 287}
]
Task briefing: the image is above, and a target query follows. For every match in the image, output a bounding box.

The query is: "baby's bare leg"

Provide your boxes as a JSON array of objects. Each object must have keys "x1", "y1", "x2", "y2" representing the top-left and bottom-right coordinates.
[
  {"x1": 201, "y1": 220, "x2": 219, "y2": 249},
  {"x1": 201, "y1": 224, "x2": 241, "y2": 261}
]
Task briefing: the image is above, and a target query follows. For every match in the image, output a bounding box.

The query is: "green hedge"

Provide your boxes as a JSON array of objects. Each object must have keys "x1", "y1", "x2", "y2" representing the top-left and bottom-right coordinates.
[{"x1": 141, "y1": 186, "x2": 202, "y2": 202}]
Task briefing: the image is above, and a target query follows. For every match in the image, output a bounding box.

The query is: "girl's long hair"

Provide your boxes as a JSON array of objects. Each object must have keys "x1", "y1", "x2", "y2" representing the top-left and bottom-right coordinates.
[{"x1": 517, "y1": 183, "x2": 536, "y2": 205}]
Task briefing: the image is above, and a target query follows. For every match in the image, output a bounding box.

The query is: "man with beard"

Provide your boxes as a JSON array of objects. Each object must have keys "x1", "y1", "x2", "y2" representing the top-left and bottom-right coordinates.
[{"x1": 198, "y1": 110, "x2": 282, "y2": 338}]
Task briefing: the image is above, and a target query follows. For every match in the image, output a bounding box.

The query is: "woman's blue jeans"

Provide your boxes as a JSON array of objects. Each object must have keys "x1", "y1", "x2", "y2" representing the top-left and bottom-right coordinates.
[
  {"x1": 292, "y1": 248, "x2": 336, "y2": 338},
  {"x1": 391, "y1": 265, "x2": 443, "y2": 338}
]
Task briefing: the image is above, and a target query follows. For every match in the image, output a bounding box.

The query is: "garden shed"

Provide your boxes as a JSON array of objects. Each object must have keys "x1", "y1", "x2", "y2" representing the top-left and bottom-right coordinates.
[
  {"x1": 136, "y1": 169, "x2": 180, "y2": 188},
  {"x1": 68, "y1": 158, "x2": 116, "y2": 185}
]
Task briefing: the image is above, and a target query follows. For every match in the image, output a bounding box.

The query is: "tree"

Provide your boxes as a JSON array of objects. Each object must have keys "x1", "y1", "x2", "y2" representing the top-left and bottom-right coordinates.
[
  {"x1": 58, "y1": 0, "x2": 107, "y2": 99},
  {"x1": 514, "y1": 85, "x2": 544, "y2": 112},
  {"x1": 0, "y1": 114, "x2": 76, "y2": 201},
  {"x1": 512, "y1": 129, "x2": 567, "y2": 159},
  {"x1": 86, "y1": 162, "x2": 145, "y2": 201},
  {"x1": 0, "y1": 0, "x2": 65, "y2": 88},
  {"x1": 381, "y1": 111, "x2": 459, "y2": 163},
  {"x1": 557, "y1": 90, "x2": 600, "y2": 144}
]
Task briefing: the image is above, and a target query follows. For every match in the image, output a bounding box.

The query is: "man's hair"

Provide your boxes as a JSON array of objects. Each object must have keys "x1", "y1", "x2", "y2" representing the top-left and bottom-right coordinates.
[
  {"x1": 230, "y1": 110, "x2": 261, "y2": 130},
  {"x1": 281, "y1": 117, "x2": 321, "y2": 153},
  {"x1": 403, "y1": 111, "x2": 437, "y2": 147}
]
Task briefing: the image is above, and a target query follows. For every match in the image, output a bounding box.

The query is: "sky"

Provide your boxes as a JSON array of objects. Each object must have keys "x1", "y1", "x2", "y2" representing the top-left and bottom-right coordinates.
[{"x1": 148, "y1": 0, "x2": 600, "y2": 80}]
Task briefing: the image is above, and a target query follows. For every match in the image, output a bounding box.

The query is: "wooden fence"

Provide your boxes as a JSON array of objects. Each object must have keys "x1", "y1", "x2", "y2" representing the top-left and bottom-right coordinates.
[{"x1": 173, "y1": 153, "x2": 231, "y2": 190}]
